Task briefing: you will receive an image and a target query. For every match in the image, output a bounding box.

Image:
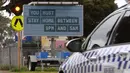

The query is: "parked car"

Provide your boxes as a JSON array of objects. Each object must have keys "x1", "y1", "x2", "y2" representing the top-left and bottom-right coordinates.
[{"x1": 59, "y1": 4, "x2": 130, "y2": 73}]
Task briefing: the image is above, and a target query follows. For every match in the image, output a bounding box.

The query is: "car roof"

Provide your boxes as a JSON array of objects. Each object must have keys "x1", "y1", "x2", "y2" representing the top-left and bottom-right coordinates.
[
  {"x1": 114, "y1": 4, "x2": 130, "y2": 12},
  {"x1": 104, "y1": 4, "x2": 130, "y2": 17}
]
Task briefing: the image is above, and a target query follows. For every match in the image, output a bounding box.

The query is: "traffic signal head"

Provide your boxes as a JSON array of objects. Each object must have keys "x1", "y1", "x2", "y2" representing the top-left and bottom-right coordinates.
[
  {"x1": 11, "y1": 4, "x2": 23, "y2": 16},
  {"x1": 15, "y1": 6, "x2": 21, "y2": 12}
]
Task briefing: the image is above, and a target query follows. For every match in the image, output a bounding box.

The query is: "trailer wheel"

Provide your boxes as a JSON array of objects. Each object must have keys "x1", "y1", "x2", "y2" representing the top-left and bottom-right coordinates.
[{"x1": 28, "y1": 59, "x2": 37, "y2": 71}]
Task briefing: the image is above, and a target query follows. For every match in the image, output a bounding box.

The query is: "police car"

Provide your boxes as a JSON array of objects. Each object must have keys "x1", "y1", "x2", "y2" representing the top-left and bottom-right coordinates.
[{"x1": 59, "y1": 4, "x2": 130, "y2": 73}]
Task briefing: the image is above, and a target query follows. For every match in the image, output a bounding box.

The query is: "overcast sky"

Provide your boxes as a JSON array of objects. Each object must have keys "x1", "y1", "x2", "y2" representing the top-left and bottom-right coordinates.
[
  {"x1": 1, "y1": 0, "x2": 128, "y2": 17},
  {"x1": 115, "y1": 0, "x2": 127, "y2": 7}
]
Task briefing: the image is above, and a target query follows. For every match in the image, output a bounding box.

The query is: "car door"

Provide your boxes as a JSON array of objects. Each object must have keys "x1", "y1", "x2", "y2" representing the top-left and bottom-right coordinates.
[
  {"x1": 85, "y1": 10, "x2": 130, "y2": 73},
  {"x1": 109, "y1": 10, "x2": 130, "y2": 45},
  {"x1": 83, "y1": 12, "x2": 123, "y2": 50},
  {"x1": 78, "y1": 11, "x2": 123, "y2": 73},
  {"x1": 106, "y1": 10, "x2": 130, "y2": 73}
]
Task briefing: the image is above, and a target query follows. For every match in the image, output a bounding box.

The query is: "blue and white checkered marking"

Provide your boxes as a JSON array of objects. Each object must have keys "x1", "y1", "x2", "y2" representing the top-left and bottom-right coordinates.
[{"x1": 59, "y1": 44, "x2": 130, "y2": 73}]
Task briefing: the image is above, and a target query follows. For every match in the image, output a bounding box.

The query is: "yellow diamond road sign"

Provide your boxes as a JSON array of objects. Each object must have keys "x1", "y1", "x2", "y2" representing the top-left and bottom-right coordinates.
[{"x1": 11, "y1": 16, "x2": 23, "y2": 31}]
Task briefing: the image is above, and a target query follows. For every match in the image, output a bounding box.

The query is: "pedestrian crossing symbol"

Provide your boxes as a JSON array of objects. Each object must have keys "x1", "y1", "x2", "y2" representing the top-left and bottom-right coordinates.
[{"x1": 11, "y1": 16, "x2": 23, "y2": 31}]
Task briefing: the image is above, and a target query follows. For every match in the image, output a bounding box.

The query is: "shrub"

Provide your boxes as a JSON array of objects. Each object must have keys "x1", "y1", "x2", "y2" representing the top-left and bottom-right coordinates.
[
  {"x1": 35, "y1": 67, "x2": 58, "y2": 72},
  {"x1": 10, "y1": 66, "x2": 28, "y2": 72},
  {"x1": 10, "y1": 66, "x2": 58, "y2": 72},
  {"x1": 10, "y1": 67, "x2": 20, "y2": 72},
  {"x1": 35, "y1": 67, "x2": 42, "y2": 71},
  {"x1": 0, "y1": 65, "x2": 14, "y2": 70},
  {"x1": 20, "y1": 66, "x2": 28, "y2": 71},
  {"x1": 44, "y1": 67, "x2": 58, "y2": 72}
]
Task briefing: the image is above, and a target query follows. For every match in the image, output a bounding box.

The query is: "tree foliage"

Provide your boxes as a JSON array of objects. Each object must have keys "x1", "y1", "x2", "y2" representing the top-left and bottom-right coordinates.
[
  {"x1": 68, "y1": 0, "x2": 117, "y2": 40},
  {"x1": 0, "y1": 0, "x2": 13, "y2": 47},
  {"x1": 0, "y1": 0, "x2": 118, "y2": 41},
  {"x1": 83, "y1": 0, "x2": 117, "y2": 37}
]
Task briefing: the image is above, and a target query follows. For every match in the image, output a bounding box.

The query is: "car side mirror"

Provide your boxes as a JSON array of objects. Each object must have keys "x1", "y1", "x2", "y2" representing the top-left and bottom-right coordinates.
[{"x1": 66, "y1": 38, "x2": 83, "y2": 52}]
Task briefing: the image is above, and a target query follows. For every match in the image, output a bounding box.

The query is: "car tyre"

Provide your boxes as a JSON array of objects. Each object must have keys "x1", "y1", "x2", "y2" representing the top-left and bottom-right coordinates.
[{"x1": 28, "y1": 59, "x2": 37, "y2": 71}]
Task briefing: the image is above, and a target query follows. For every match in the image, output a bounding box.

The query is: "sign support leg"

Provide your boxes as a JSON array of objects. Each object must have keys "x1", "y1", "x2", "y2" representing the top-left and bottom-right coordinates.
[{"x1": 51, "y1": 37, "x2": 55, "y2": 58}]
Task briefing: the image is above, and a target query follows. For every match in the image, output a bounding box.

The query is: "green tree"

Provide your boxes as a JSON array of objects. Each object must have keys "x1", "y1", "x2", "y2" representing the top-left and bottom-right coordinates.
[
  {"x1": 0, "y1": 0, "x2": 13, "y2": 47},
  {"x1": 68, "y1": 0, "x2": 117, "y2": 40},
  {"x1": 0, "y1": 0, "x2": 117, "y2": 40},
  {"x1": 83, "y1": 0, "x2": 117, "y2": 37}
]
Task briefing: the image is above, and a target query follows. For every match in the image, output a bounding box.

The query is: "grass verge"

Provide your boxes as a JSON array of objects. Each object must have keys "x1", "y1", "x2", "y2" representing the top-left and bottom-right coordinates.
[
  {"x1": 15, "y1": 72, "x2": 58, "y2": 73},
  {"x1": 0, "y1": 65, "x2": 59, "y2": 73}
]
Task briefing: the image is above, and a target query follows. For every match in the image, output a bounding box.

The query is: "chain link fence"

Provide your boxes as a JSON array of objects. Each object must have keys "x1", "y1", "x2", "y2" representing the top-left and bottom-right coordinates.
[
  {"x1": 0, "y1": 43, "x2": 18, "y2": 66},
  {"x1": 0, "y1": 43, "x2": 71, "y2": 67},
  {"x1": 0, "y1": 43, "x2": 41, "y2": 66}
]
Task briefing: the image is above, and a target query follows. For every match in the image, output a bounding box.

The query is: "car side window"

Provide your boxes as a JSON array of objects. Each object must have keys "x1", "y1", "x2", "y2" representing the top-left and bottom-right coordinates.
[
  {"x1": 86, "y1": 13, "x2": 121, "y2": 50},
  {"x1": 112, "y1": 11, "x2": 130, "y2": 44}
]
